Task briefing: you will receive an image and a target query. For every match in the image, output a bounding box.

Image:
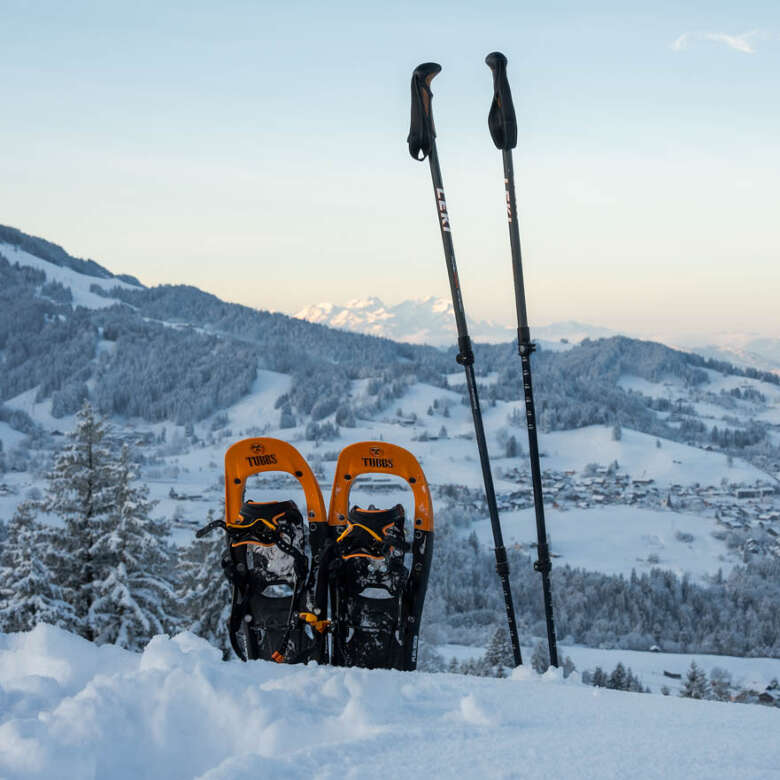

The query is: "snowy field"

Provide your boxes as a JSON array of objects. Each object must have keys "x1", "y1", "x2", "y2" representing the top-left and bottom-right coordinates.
[
  {"x1": 1, "y1": 625, "x2": 778, "y2": 780},
  {"x1": 470, "y1": 505, "x2": 738, "y2": 580},
  {"x1": 438, "y1": 643, "x2": 780, "y2": 697}
]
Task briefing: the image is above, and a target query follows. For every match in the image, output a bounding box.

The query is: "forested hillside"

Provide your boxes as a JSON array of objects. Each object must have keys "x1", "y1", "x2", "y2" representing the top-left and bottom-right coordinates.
[{"x1": 2, "y1": 240, "x2": 777, "y2": 477}]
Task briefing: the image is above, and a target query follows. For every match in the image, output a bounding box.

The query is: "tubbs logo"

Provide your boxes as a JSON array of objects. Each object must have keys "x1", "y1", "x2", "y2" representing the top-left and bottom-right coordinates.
[
  {"x1": 246, "y1": 446, "x2": 278, "y2": 467},
  {"x1": 361, "y1": 456, "x2": 393, "y2": 469},
  {"x1": 504, "y1": 178, "x2": 513, "y2": 223},
  {"x1": 369, "y1": 446, "x2": 383, "y2": 457}
]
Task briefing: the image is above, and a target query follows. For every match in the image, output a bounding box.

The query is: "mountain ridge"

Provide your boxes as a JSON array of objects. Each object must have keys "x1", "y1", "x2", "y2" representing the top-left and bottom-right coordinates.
[{"x1": 295, "y1": 296, "x2": 616, "y2": 347}]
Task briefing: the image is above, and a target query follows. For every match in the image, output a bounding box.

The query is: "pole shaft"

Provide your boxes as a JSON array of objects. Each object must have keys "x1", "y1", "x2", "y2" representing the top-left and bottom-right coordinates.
[
  {"x1": 427, "y1": 144, "x2": 523, "y2": 668},
  {"x1": 502, "y1": 149, "x2": 559, "y2": 668}
]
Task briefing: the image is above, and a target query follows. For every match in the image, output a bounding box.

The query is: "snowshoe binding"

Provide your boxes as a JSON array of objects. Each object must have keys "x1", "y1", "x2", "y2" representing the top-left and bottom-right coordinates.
[
  {"x1": 326, "y1": 442, "x2": 434, "y2": 671},
  {"x1": 198, "y1": 438, "x2": 329, "y2": 664}
]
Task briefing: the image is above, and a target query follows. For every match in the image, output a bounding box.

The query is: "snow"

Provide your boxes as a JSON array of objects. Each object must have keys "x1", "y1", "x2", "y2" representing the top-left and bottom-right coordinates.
[
  {"x1": 0, "y1": 244, "x2": 138, "y2": 310},
  {"x1": 534, "y1": 425, "x2": 765, "y2": 487},
  {"x1": 3, "y1": 387, "x2": 68, "y2": 432},
  {"x1": 437, "y1": 643, "x2": 780, "y2": 698},
  {"x1": 470, "y1": 505, "x2": 737, "y2": 580},
  {"x1": 1, "y1": 624, "x2": 778, "y2": 779}
]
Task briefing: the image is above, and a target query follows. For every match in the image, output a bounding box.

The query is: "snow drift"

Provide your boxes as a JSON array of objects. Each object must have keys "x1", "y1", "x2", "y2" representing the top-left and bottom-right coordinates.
[{"x1": 1, "y1": 625, "x2": 778, "y2": 779}]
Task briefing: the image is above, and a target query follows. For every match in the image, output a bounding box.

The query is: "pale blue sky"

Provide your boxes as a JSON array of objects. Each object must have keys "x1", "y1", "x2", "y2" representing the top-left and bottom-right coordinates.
[{"x1": 1, "y1": 0, "x2": 778, "y2": 340}]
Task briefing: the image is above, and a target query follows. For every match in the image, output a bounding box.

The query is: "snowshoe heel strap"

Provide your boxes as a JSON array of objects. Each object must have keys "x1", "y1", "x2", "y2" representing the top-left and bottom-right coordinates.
[
  {"x1": 337, "y1": 505, "x2": 406, "y2": 559},
  {"x1": 226, "y1": 500, "x2": 303, "y2": 547}
]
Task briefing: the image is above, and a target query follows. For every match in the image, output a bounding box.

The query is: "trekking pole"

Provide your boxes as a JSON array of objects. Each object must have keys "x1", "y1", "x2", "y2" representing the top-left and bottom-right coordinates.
[
  {"x1": 484, "y1": 51, "x2": 558, "y2": 668},
  {"x1": 407, "y1": 62, "x2": 523, "y2": 667}
]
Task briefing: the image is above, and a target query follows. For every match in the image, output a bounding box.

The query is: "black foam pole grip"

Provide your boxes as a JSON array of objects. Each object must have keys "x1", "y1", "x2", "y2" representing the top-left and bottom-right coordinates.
[
  {"x1": 407, "y1": 62, "x2": 442, "y2": 161},
  {"x1": 485, "y1": 51, "x2": 517, "y2": 150}
]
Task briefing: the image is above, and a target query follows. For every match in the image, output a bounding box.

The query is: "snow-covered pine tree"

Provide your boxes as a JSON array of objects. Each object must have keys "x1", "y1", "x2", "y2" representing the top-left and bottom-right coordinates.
[
  {"x1": 680, "y1": 660, "x2": 709, "y2": 699},
  {"x1": 607, "y1": 662, "x2": 627, "y2": 690},
  {"x1": 88, "y1": 445, "x2": 177, "y2": 650},
  {"x1": 0, "y1": 502, "x2": 75, "y2": 632},
  {"x1": 484, "y1": 626, "x2": 515, "y2": 669},
  {"x1": 45, "y1": 402, "x2": 119, "y2": 639},
  {"x1": 177, "y1": 509, "x2": 232, "y2": 658}
]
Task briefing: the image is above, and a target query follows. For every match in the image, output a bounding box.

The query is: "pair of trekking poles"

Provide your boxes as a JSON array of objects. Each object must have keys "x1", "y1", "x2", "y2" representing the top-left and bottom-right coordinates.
[{"x1": 408, "y1": 53, "x2": 558, "y2": 668}]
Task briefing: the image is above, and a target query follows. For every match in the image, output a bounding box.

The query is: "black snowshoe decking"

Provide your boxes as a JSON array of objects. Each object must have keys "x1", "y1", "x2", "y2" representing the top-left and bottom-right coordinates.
[
  {"x1": 220, "y1": 437, "x2": 329, "y2": 663},
  {"x1": 326, "y1": 442, "x2": 434, "y2": 671}
]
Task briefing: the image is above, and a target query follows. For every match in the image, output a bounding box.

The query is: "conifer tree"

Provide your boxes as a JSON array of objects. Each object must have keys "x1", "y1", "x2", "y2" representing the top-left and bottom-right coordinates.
[
  {"x1": 0, "y1": 502, "x2": 75, "y2": 632},
  {"x1": 177, "y1": 509, "x2": 232, "y2": 658},
  {"x1": 607, "y1": 662, "x2": 627, "y2": 690},
  {"x1": 45, "y1": 402, "x2": 119, "y2": 639},
  {"x1": 88, "y1": 446, "x2": 177, "y2": 650},
  {"x1": 680, "y1": 660, "x2": 709, "y2": 699},
  {"x1": 484, "y1": 626, "x2": 515, "y2": 669}
]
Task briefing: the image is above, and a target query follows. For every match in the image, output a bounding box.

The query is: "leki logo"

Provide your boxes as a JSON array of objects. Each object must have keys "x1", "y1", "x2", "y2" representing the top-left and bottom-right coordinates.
[
  {"x1": 504, "y1": 179, "x2": 512, "y2": 223},
  {"x1": 435, "y1": 188, "x2": 451, "y2": 233},
  {"x1": 250, "y1": 443, "x2": 265, "y2": 454},
  {"x1": 369, "y1": 446, "x2": 383, "y2": 457}
]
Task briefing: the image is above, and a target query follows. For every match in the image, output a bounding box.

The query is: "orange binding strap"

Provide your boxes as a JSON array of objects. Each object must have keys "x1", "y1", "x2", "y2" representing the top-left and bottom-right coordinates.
[
  {"x1": 328, "y1": 442, "x2": 433, "y2": 532},
  {"x1": 224, "y1": 437, "x2": 327, "y2": 528}
]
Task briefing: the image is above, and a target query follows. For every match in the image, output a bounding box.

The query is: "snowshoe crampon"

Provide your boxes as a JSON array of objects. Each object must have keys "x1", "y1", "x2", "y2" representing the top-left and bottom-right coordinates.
[
  {"x1": 326, "y1": 442, "x2": 433, "y2": 671},
  {"x1": 220, "y1": 437, "x2": 329, "y2": 663}
]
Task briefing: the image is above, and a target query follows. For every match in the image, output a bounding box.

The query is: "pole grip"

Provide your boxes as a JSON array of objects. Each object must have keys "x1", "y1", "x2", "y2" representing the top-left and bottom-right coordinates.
[
  {"x1": 408, "y1": 62, "x2": 442, "y2": 160},
  {"x1": 484, "y1": 52, "x2": 517, "y2": 150}
]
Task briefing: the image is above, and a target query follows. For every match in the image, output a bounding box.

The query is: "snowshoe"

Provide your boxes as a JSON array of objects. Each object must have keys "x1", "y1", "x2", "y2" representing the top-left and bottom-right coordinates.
[
  {"x1": 325, "y1": 442, "x2": 434, "y2": 671},
  {"x1": 199, "y1": 438, "x2": 329, "y2": 663}
]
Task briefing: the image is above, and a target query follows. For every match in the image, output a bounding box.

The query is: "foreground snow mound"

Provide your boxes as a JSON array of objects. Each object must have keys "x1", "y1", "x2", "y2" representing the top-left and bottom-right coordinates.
[{"x1": 1, "y1": 626, "x2": 778, "y2": 779}]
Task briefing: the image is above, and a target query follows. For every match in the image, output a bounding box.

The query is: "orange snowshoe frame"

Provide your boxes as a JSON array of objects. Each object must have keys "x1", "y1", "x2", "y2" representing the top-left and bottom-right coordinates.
[
  {"x1": 327, "y1": 441, "x2": 434, "y2": 671},
  {"x1": 223, "y1": 437, "x2": 328, "y2": 662},
  {"x1": 224, "y1": 437, "x2": 326, "y2": 528}
]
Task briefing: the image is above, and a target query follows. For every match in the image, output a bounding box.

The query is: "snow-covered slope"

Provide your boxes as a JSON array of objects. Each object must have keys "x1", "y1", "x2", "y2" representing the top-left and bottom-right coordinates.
[
  {"x1": 0, "y1": 243, "x2": 140, "y2": 309},
  {"x1": 1, "y1": 625, "x2": 778, "y2": 780},
  {"x1": 294, "y1": 297, "x2": 614, "y2": 347}
]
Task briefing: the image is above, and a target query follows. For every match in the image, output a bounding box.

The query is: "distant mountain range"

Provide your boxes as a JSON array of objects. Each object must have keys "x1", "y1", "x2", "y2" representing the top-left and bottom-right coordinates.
[
  {"x1": 295, "y1": 297, "x2": 780, "y2": 375},
  {"x1": 674, "y1": 335, "x2": 780, "y2": 377},
  {"x1": 295, "y1": 297, "x2": 617, "y2": 349}
]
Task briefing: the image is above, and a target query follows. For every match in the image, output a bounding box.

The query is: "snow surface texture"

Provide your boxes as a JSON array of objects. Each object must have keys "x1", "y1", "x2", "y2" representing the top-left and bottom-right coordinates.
[{"x1": 1, "y1": 625, "x2": 778, "y2": 780}]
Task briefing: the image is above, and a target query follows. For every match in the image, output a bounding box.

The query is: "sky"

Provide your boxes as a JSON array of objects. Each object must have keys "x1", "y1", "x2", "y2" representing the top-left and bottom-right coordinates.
[{"x1": 1, "y1": 0, "x2": 778, "y2": 342}]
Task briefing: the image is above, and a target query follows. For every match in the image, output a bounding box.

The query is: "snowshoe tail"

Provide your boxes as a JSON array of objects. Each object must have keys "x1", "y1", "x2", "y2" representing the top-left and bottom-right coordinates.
[
  {"x1": 222, "y1": 438, "x2": 329, "y2": 663},
  {"x1": 326, "y1": 442, "x2": 433, "y2": 671}
]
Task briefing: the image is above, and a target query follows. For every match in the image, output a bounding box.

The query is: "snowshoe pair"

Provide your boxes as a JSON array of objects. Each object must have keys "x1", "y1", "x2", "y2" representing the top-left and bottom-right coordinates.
[{"x1": 197, "y1": 438, "x2": 434, "y2": 671}]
